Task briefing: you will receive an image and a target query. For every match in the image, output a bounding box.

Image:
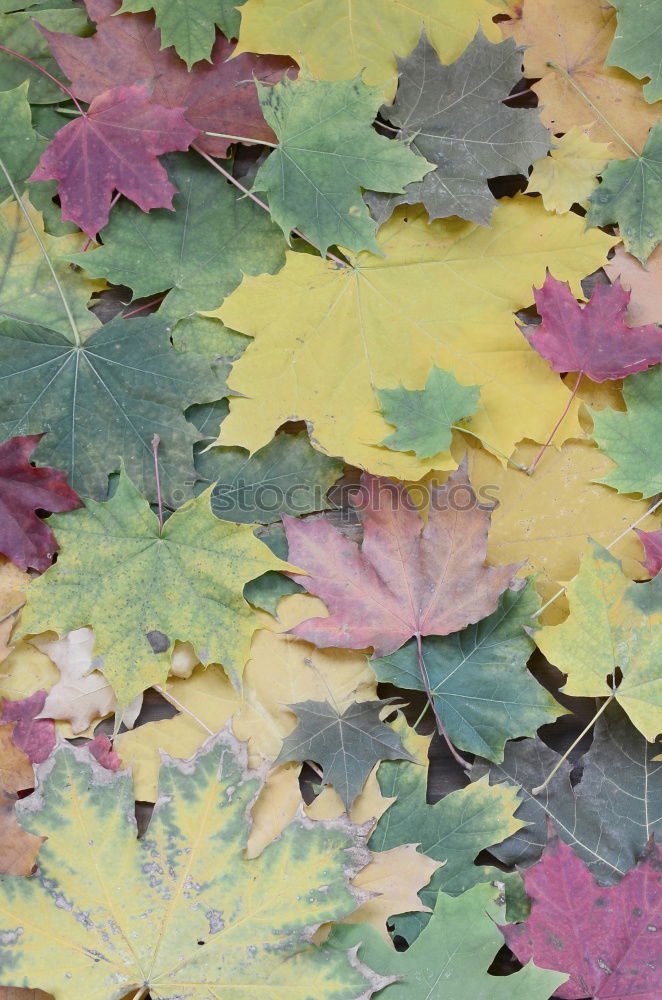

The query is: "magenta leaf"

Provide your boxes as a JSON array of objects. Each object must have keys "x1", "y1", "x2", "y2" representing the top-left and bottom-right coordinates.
[
  {"x1": 0, "y1": 691, "x2": 56, "y2": 765},
  {"x1": 636, "y1": 529, "x2": 662, "y2": 577},
  {"x1": 87, "y1": 734, "x2": 121, "y2": 771}
]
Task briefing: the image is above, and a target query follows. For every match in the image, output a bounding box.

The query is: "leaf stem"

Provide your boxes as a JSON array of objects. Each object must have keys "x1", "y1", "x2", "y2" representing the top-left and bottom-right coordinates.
[
  {"x1": 0, "y1": 44, "x2": 85, "y2": 114},
  {"x1": 151, "y1": 434, "x2": 164, "y2": 532},
  {"x1": 122, "y1": 295, "x2": 166, "y2": 319},
  {"x1": 526, "y1": 369, "x2": 583, "y2": 476},
  {"x1": 193, "y1": 144, "x2": 349, "y2": 269},
  {"x1": 546, "y1": 61, "x2": 638, "y2": 156},
  {"x1": 451, "y1": 425, "x2": 528, "y2": 471},
  {"x1": 153, "y1": 684, "x2": 214, "y2": 736},
  {"x1": 130, "y1": 988, "x2": 148, "y2": 1000},
  {"x1": 412, "y1": 700, "x2": 430, "y2": 730},
  {"x1": 0, "y1": 154, "x2": 81, "y2": 346},
  {"x1": 531, "y1": 694, "x2": 614, "y2": 795},
  {"x1": 203, "y1": 131, "x2": 277, "y2": 148},
  {"x1": 415, "y1": 632, "x2": 469, "y2": 769}
]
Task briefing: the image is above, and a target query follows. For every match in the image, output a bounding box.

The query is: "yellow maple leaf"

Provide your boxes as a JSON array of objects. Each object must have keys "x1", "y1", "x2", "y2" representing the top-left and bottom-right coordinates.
[
  {"x1": 0, "y1": 558, "x2": 30, "y2": 664},
  {"x1": 211, "y1": 196, "x2": 615, "y2": 477},
  {"x1": 527, "y1": 127, "x2": 611, "y2": 213},
  {"x1": 234, "y1": 0, "x2": 501, "y2": 97},
  {"x1": 501, "y1": 0, "x2": 660, "y2": 157}
]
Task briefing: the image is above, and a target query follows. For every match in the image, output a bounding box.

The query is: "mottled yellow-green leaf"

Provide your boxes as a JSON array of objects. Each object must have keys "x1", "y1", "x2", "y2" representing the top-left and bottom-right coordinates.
[
  {"x1": 535, "y1": 542, "x2": 662, "y2": 741},
  {"x1": 0, "y1": 732, "x2": 383, "y2": 998}
]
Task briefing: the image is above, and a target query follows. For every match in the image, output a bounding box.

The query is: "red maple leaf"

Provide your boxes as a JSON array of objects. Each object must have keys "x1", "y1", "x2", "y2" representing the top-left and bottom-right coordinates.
[
  {"x1": 87, "y1": 734, "x2": 121, "y2": 771},
  {"x1": 502, "y1": 834, "x2": 662, "y2": 1000},
  {"x1": 283, "y1": 462, "x2": 519, "y2": 656},
  {"x1": 38, "y1": 0, "x2": 296, "y2": 158},
  {"x1": 636, "y1": 529, "x2": 662, "y2": 577},
  {"x1": 29, "y1": 82, "x2": 199, "y2": 236},
  {"x1": 520, "y1": 272, "x2": 662, "y2": 382},
  {"x1": 0, "y1": 435, "x2": 81, "y2": 573},
  {"x1": 0, "y1": 692, "x2": 56, "y2": 765}
]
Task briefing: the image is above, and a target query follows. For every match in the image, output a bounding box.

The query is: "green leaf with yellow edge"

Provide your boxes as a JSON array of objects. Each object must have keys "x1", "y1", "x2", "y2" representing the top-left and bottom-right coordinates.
[
  {"x1": 378, "y1": 365, "x2": 480, "y2": 460},
  {"x1": 235, "y1": 0, "x2": 501, "y2": 97},
  {"x1": 210, "y1": 195, "x2": 616, "y2": 478},
  {"x1": 527, "y1": 127, "x2": 611, "y2": 213},
  {"x1": 329, "y1": 883, "x2": 567, "y2": 1000},
  {"x1": 253, "y1": 73, "x2": 433, "y2": 255},
  {"x1": 0, "y1": 731, "x2": 385, "y2": 998},
  {"x1": 0, "y1": 196, "x2": 101, "y2": 339},
  {"x1": 592, "y1": 365, "x2": 662, "y2": 499},
  {"x1": 14, "y1": 469, "x2": 294, "y2": 709},
  {"x1": 534, "y1": 541, "x2": 662, "y2": 742}
]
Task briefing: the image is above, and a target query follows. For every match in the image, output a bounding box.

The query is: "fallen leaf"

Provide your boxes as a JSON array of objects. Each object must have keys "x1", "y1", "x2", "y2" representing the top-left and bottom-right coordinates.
[
  {"x1": 86, "y1": 733, "x2": 121, "y2": 770},
  {"x1": 274, "y1": 698, "x2": 416, "y2": 809},
  {"x1": 212, "y1": 196, "x2": 615, "y2": 477},
  {"x1": 0, "y1": 558, "x2": 30, "y2": 664},
  {"x1": 527, "y1": 127, "x2": 611, "y2": 213},
  {"x1": 0, "y1": 722, "x2": 33, "y2": 794},
  {"x1": 30, "y1": 82, "x2": 199, "y2": 237},
  {"x1": 0, "y1": 84, "x2": 47, "y2": 200},
  {"x1": 502, "y1": 834, "x2": 662, "y2": 999},
  {"x1": 604, "y1": 244, "x2": 662, "y2": 326},
  {"x1": 284, "y1": 464, "x2": 519, "y2": 656},
  {"x1": 0, "y1": 789, "x2": 45, "y2": 876},
  {"x1": 0, "y1": 6, "x2": 89, "y2": 103},
  {"x1": 636, "y1": 528, "x2": 662, "y2": 576},
  {"x1": 534, "y1": 542, "x2": 662, "y2": 741},
  {"x1": 0, "y1": 435, "x2": 81, "y2": 573},
  {"x1": 606, "y1": 0, "x2": 662, "y2": 103},
  {"x1": 501, "y1": 0, "x2": 660, "y2": 156},
  {"x1": 0, "y1": 692, "x2": 55, "y2": 766},
  {"x1": 253, "y1": 72, "x2": 433, "y2": 255},
  {"x1": 39, "y1": 0, "x2": 294, "y2": 158},
  {"x1": 118, "y1": 0, "x2": 240, "y2": 66},
  {"x1": 371, "y1": 29, "x2": 549, "y2": 225},
  {"x1": 520, "y1": 271, "x2": 662, "y2": 380},
  {"x1": 0, "y1": 314, "x2": 219, "y2": 505},
  {"x1": 0, "y1": 733, "x2": 384, "y2": 998},
  {"x1": 377, "y1": 366, "x2": 480, "y2": 461},
  {"x1": 592, "y1": 365, "x2": 662, "y2": 498},
  {"x1": 587, "y1": 122, "x2": 662, "y2": 264}
]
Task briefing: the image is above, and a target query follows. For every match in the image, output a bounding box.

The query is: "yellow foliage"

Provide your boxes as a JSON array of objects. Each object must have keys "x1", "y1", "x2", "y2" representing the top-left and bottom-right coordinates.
[{"x1": 527, "y1": 127, "x2": 611, "y2": 213}]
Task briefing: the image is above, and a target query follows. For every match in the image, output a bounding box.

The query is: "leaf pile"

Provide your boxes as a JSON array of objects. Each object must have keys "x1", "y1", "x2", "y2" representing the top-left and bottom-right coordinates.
[{"x1": 0, "y1": 0, "x2": 660, "y2": 997}]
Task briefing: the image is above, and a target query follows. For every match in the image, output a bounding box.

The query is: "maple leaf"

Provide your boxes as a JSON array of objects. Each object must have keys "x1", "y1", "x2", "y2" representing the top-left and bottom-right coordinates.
[
  {"x1": 370, "y1": 30, "x2": 549, "y2": 225},
  {"x1": 29, "y1": 82, "x2": 199, "y2": 237},
  {"x1": 604, "y1": 245, "x2": 662, "y2": 326},
  {"x1": 520, "y1": 271, "x2": 662, "y2": 381},
  {"x1": 501, "y1": 0, "x2": 659, "y2": 156},
  {"x1": 284, "y1": 464, "x2": 519, "y2": 657},
  {"x1": 331, "y1": 884, "x2": 566, "y2": 1000},
  {"x1": 534, "y1": 542, "x2": 662, "y2": 742},
  {"x1": 372, "y1": 581, "x2": 566, "y2": 761},
  {"x1": 377, "y1": 366, "x2": 480, "y2": 460},
  {"x1": 606, "y1": 0, "x2": 662, "y2": 103},
  {"x1": 0, "y1": 558, "x2": 28, "y2": 664},
  {"x1": 592, "y1": 365, "x2": 662, "y2": 498},
  {"x1": 86, "y1": 733, "x2": 121, "y2": 770},
  {"x1": 252, "y1": 73, "x2": 433, "y2": 255},
  {"x1": 0, "y1": 692, "x2": 55, "y2": 766},
  {"x1": 502, "y1": 834, "x2": 662, "y2": 999},
  {"x1": 587, "y1": 122, "x2": 662, "y2": 264},
  {"x1": 274, "y1": 698, "x2": 416, "y2": 809},
  {"x1": 118, "y1": 0, "x2": 242, "y2": 66},
  {"x1": 212, "y1": 196, "x2": 615, "y2": 478},
  {"x1": 0, "y1": 434, "x2": 81, "y2": 573},
  {"x1": 69, "y1": 152, "x2": 287, "y2": 321},
  {"x1": 0, "y1": 788, "x2": 44, "y2": 877},
  {"x1": 14, "y1": 469, "x2": 293, "y2": 707},
  {"x1": 527, "y1": 127, "x2": 611, "y2": 214},
  {"x1": 0, "y1": 314, "x2": 220, "y2": 505},
  {"x1": 235, "y1": 0, "x2": 501, "y2": 96},
  {"x1": 0, "y1": 5, "x2": 89, "y2": 103},
  {"x1": 0, "y1": 84, "x2": 47, "y2": 201},
  {"x1": 636, "y1": 529, "x2": 662, "y2": 577},
  {"x1": 0, "y1": 723, "x2": 33, "y2": 796},
  {"x1": 472, "y1": 701, "x2": 662, "y2": 882},
  {"x1": 0, "y1": 733, "x2": 387, "y2": 998},
  {"x1": 39, "y1": 0, "x2": 295, "y2": 158}
]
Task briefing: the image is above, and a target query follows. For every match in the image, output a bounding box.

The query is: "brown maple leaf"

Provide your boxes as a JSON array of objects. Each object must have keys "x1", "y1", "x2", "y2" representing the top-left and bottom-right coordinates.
[
  {"x1": 283, "y1": 462, "x2": 519, "y2": 655},
  {"x1": 0, "y1": 791, "x2": 45, "y2": 877}
]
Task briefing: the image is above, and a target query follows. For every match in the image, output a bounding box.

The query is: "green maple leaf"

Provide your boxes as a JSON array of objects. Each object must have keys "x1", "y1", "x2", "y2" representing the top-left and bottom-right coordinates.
[
  {"x1": 14, "y1": 469, "x2": 292, "y2": 706},
  {"x1": 368, "y1": 30, "x2": 549, "y2": 225},
  {"x1": 0, "y1": 314, "x2": 220, "y2": 504},
  {"x1": 377, "y1": 365, "x2": 480, "y2": 459},
  {"x1": 472, "y1": 701, "x2": 662, "y2": 883},
  {"x1": 606, "y1": 0, "x2": 662, "y2": 103},
  {"x1": 0, "y1": 7, "x2": 90, "y2": 102},
  {"x1": 253, "y1": 72, "x2": 434, "y2": 254},
  {"x1": 587, "y1": 122, "x2": 662, "y2": 263},
  {"x1": 0, "y1": 732, "x2": 382, "y2": 998},
  {"x1": 372, "y1": 582, "x2": 566, "y2": 761},
  {"x1": 118, "y1": 0, "x2": 245, "y2": 66},
  {"x1": 0, "y1": 83, "x2": 46, "y2": 199},
  {"x1": 274, "y1": 698, "x2": 417, "y2": 808},
  {"x1": 71, "y1": 154, "x2": 286, "y2": 322},
  {"x1": 329, "y1": 884, "x2": 566, "y2": 1000},
  {"x1": 592, "y1": 365, "x2": 662, "y2": 499}
]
